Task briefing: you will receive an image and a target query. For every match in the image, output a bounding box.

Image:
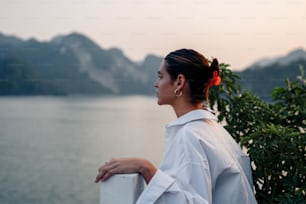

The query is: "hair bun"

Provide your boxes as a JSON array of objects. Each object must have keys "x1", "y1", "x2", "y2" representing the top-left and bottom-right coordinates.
[
  {"x1": 210, "y1": 58, "x2": 219, "y2": 73},
  {"x1": 207, "y1": 58, "x2": 221, "y2": 87}
]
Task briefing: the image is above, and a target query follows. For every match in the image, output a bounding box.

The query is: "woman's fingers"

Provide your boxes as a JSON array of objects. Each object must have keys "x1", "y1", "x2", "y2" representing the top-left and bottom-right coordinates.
[
  {"x1": 95, "y1": 160, "x2": 118, "y2": 183},
  {"x1": 95, "y1": 158, "x2": 153, "y2": 183}
]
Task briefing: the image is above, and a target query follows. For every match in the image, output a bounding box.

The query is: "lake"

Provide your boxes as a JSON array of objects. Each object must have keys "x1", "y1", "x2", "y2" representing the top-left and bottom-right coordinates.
[{"x1": 0, "y1": 95, "x2": 175, "y2": 204}]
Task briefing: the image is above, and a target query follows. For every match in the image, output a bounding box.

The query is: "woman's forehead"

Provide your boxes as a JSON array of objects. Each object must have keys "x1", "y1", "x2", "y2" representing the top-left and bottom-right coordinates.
[{"x1": 158, "y1": 60, "x2": 167, "y2": 73}]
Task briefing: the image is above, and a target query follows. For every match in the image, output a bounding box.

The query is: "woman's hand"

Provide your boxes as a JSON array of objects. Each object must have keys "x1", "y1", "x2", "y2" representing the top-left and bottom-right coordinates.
[{"x1": 95, "y1": 158, "x2": 157, "y2": 184}]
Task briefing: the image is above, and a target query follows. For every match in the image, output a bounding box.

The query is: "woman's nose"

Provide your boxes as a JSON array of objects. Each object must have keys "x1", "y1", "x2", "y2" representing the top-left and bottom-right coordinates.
[{"x1": 153, "y1": 80, "x2": 158, "y2": 88}]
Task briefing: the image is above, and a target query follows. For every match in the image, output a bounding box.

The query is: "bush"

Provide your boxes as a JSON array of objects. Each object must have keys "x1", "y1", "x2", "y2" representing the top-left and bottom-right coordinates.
[{"x1": 209, "y1": 64, "x2": 306, "y2": 203}]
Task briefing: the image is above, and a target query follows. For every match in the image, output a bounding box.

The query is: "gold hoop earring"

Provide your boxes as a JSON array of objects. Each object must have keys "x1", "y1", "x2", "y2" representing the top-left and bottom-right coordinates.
[{"x1": 174, "y1": 89, "x2": 183, "y2": 97}]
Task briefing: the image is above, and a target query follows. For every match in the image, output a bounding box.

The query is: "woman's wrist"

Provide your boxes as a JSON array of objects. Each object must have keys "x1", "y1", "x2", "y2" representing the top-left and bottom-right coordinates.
[{"x1": 138, "y1": 159, "x2": 157, "y2": 183}]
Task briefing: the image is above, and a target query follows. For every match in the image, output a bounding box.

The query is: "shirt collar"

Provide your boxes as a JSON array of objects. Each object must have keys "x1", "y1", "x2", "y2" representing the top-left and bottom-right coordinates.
[{"x1": 167, "y1": 109, "x2": 218, "y2": 127}]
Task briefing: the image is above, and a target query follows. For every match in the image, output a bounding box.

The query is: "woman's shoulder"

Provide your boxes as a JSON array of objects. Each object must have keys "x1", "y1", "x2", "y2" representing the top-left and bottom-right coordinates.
[
  {"x1": 181, "y1": 117, "x2": 219, "y2": 138},
  {"x1": 179, "y1": 119, "x2": 232, "y2": 155},
  {"x1": 177, "y1": 120, "x2": 216, "y2": 148}
]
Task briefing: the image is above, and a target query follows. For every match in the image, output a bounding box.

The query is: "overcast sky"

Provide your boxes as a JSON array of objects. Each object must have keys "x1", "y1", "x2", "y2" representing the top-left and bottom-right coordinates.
[{"x1": 0, "y1": 0, "x2": 305, "y2": 70}]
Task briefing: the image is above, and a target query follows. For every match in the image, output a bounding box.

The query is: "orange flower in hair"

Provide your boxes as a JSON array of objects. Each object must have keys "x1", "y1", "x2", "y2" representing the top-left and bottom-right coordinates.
[{"x1": 207, "y1": 71, "x2": 221, "y2": 87}]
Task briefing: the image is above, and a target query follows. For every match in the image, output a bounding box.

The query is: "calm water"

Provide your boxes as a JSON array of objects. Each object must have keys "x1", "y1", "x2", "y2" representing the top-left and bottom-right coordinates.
[{"x1": 0, "y1": 95, "x2": 175, "y2": 204}]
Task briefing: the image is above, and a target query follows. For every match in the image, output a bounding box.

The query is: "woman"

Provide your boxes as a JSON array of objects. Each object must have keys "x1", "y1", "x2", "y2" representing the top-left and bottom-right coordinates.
[{"x1": 95, "y1": 49, "x2": 257, "y2": 204}]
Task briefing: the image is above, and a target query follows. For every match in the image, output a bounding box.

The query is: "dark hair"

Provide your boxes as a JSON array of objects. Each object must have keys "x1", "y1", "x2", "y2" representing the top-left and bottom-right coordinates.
[{"x1": 164, "y1": 48, "x2": 220, "y2": 104}]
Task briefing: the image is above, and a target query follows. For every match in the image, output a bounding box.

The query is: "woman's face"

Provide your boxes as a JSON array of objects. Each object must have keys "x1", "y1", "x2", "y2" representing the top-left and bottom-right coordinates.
[{"x1": 154, "y1": 60, "x2": 176, "y2": 105}]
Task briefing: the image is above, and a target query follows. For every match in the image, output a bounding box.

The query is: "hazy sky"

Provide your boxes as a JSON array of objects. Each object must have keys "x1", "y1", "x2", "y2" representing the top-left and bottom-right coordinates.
[{"x1": 0, "y1": 0, "x2": 305, "y2": 70}]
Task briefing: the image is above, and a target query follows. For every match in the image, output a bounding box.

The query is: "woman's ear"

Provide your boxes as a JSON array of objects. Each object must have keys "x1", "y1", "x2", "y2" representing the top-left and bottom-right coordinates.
[{"x1": 176, "y1": 74, "x2": 186, "y2": 88}]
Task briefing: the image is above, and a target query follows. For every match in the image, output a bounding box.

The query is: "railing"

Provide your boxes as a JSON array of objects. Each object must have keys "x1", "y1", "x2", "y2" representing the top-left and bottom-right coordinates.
[{"x1": 100, "y1": 173, "x2": 145, "y2": 204}]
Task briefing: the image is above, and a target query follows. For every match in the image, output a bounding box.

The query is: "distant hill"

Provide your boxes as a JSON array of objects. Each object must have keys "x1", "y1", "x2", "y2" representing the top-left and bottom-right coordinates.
[
  {"x1": 236, "y1": 49, "x2": 306, "y2": 101},
  {"x1": 245, "y1": 48, "x2": 306, "y2": 68},
  {"x1": 0, "y1": 32, "x2": 305, "y2": 100},
  {"x1": 0, "y1": 32, "x2": 161, "y2": 95}
]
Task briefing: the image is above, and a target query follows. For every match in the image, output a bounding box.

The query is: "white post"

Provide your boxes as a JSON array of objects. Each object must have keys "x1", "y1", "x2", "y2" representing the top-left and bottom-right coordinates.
[{"x1": 100, "y1": 173, "x2": 145, "y2": 204}]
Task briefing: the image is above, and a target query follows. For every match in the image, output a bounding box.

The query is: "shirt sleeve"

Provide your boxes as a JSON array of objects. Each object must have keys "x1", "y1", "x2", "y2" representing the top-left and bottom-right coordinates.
[
  {"x1": 136, "y1": 124, "x2": 214, "y2": 204},
  {"x1": 136, "y1": 163, "x2": 211, "y2": 204}
]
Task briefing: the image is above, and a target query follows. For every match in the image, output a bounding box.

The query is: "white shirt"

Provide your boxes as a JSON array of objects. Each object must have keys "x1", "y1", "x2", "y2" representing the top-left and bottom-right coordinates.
[{"x1": 136, "y1": 109, "x2": 257, "y2": 204}]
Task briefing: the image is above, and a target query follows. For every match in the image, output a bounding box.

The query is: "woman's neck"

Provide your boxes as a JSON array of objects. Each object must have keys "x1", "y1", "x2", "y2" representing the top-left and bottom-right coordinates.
[{"x1": 172, "y1": 102, "x2": 202, "y2": 118}]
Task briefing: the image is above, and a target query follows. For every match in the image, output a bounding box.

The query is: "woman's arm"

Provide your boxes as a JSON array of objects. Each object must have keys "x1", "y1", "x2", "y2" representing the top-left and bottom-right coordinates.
[
  {"x1": 136, "y1": 165, "x2": 211, "y2": 204},
  {"x1": 95, "y1": 158, "x2": 157, "y2": 184}
]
